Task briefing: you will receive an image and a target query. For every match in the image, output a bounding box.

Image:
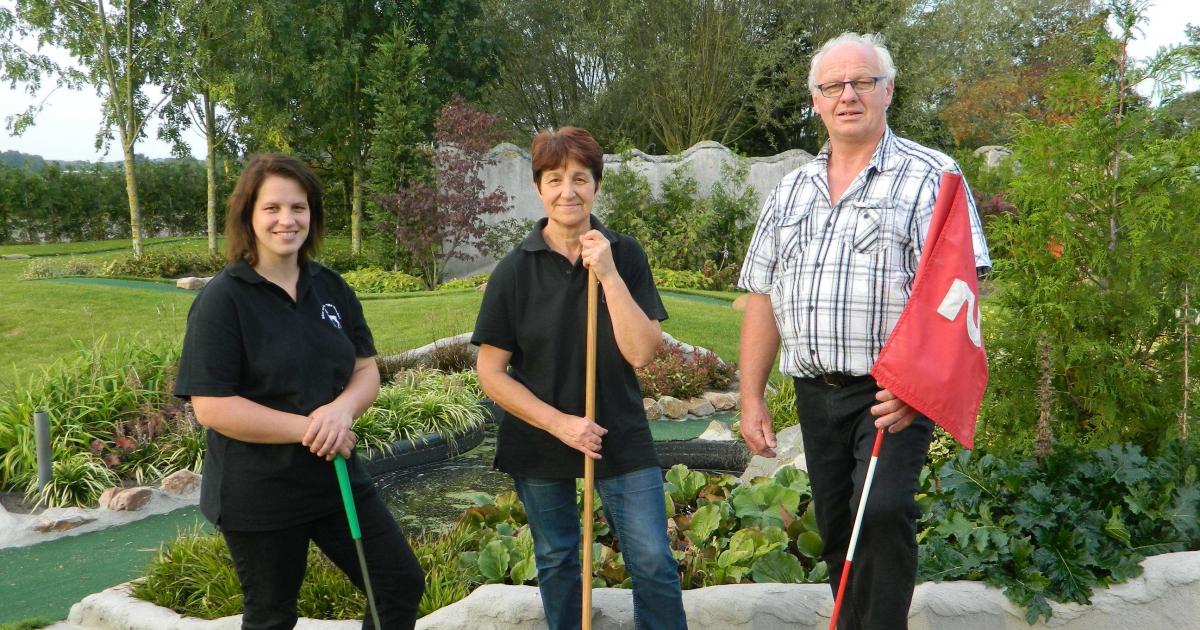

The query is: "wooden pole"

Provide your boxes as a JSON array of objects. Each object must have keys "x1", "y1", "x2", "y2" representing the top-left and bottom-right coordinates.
[{"x1": 582, "y1": 268, "x2": 599, "y2": 630}]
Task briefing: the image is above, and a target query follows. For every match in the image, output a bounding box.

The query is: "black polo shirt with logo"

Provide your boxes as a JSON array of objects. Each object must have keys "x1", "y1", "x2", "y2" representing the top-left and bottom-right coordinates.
[
  {"x1": 174, "y1": 258, "x2": 376, "y2": 531},
  {"x1": 472, "y1": 217, "x2": 668, "y2": 479}
]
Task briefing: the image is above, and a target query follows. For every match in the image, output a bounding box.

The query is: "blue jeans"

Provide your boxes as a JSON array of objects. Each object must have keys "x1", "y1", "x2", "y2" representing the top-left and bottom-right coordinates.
[{"x1": 513, "y1": 467, "x2": 687, "y2": 630}]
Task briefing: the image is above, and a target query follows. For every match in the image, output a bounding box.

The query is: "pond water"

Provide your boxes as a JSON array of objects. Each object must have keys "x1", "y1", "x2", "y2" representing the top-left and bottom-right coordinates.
[
  {"x1": 376, "y1": 414, "x2": 747, "y2": 534},
  {"x1": 376, "y1": 424, "x2": 511, "y2": 533}
]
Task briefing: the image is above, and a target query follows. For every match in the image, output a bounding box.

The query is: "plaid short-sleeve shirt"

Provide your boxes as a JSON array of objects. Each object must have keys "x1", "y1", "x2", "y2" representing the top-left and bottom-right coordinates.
[{"x1": 738, "y1": 127, "x2": 991, "y2": 378}]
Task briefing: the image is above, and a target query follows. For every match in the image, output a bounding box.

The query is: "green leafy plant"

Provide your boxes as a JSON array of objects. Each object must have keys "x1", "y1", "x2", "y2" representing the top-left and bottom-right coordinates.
[
  {"x1": 355, "y1": 369, "x2": 487, "y2": 452},
  {"x1": 653, "y1": 268, "x2": 708, "y2": 290},
  {"x1": 436, "y1": 273, "x2": 489, "y2": 291},
  {"x1": 22, "y1": 451, "x2": 118, "y2": 508},
  {"x1": 0, "y1": 340, "x2": 187, "y2": 506},
  {"x1": 599, "y1": 155, "x2": 758, "y2": 275},
  {"x1": 341, "y1": 267, "x2": 424, "y2": 294},
  {"x1": 100, "y1": 250, "x2": 225, "y2": 279},
  {"x1": 918, "y1": 441, "x2": 1200, "y2": 623},
  {"x1": 765, "y1": 378, "x2": 798, "y2": 435}
]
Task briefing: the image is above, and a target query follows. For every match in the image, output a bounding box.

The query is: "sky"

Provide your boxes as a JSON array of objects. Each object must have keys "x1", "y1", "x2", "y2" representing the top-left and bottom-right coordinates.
[{"x1": 0, "y1": 0, "x2": 1197, "y2": 162}]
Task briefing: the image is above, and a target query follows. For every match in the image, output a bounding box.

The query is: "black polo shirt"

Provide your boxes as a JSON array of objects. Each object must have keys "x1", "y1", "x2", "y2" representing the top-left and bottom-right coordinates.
[
  {"x1": 472, "y1": 216, "x2": 668, "y2": 479},
  {"x1": 174, "y1": 258, "x2": 376, "y2": 531}
]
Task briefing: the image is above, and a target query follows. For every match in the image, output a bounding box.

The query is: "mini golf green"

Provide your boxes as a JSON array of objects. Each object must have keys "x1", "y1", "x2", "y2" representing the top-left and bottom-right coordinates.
[
  {"x1": 46, "y1": 277, "x2": 189, "y2": 293},
  {"x1": 648, "y1": 413, "x2": 736, "y2": 441},
  {"x1": 0, "y1": 507, "x2": 209, "y2": 624}
]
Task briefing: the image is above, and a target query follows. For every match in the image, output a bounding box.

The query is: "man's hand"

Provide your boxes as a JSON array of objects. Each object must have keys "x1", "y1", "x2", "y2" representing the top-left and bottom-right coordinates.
[
  {"x1": 304, "y1": 402, "x2": 356, "y2": 460},
  {"x1": 739, "y1": 396, "x2": 777, "y2": 457},
  {"x1": 552, "y1": 413, "x2": 608, "y2": 460},
  {"x1": 871, "y1": 388, "x2": 918, "y2": 433}
]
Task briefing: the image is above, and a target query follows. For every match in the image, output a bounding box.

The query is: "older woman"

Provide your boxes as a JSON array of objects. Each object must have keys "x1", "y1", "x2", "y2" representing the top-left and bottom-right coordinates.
[
  {"x1": 174, "y1": 154, "x2": 424, "y2": 630},
  {"x1": 472, "y1": 128, "x2": 687, "y2": 630}
]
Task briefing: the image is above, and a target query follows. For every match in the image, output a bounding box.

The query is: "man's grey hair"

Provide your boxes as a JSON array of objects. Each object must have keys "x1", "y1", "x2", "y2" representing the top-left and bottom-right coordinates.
[{"x1": 807, "y1": 32, "x2": 897, "y2": 95}]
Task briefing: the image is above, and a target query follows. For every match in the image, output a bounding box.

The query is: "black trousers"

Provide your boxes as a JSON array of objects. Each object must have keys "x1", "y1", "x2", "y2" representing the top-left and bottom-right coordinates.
[
  {"x1": 793, "y1": 374, "x2": 934, "y2": 630},
  {"x1": 220, "y1": 488, "x2": 425, "y2": 630}
]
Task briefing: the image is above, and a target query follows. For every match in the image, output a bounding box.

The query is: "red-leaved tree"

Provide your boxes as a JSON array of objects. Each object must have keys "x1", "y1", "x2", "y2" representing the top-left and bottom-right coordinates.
[{"x1": 378, "y1": 97, "x2": 511, "y2": 288}]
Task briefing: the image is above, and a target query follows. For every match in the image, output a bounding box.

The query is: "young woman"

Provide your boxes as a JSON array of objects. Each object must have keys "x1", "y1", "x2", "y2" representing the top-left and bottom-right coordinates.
[
  {"x1": 472, "y1": 128, "x2": 687, "y2": 630},
  {"x1": 174, "y1": 154, "x2": 423, "y2": 630}
]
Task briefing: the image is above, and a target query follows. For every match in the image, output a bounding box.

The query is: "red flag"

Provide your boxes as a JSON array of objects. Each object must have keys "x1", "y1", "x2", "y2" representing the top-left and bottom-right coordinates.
[{"x1": 870, "y1": 173, "x2": 987, "y2": 448}]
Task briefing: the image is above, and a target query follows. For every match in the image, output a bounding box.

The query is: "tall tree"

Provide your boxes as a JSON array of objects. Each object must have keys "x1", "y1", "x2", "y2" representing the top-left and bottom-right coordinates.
[
  {"x1": 1, "y1": 0, "x2": 171, "y2": 256},
  {"x1": 981, "y1": 0, "x2": 1200, "y2": 453},
  {"x1": 156, "y1": 0, "x2": 238, "y2": 255}
]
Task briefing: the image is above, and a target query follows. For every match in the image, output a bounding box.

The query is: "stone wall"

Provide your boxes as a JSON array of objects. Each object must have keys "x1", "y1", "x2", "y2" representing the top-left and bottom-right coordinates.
[{"x1": 445, "y1": 141, "x2": 814, "y2": 278}]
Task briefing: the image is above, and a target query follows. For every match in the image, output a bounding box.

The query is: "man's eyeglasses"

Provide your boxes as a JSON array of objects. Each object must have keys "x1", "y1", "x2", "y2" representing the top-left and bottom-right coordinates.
[{"x1": 815, "y1": 77, "x2": 885, "y2": 98}]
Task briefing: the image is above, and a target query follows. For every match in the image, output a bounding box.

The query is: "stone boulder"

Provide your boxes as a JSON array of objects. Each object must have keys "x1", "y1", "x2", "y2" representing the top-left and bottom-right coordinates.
[
  {"x1": 702, "y1": 391, "x2": 736, "y2": 411},
  {"x1": 160, "y1": 469, "x2": 201, "y2": 496},
  {"x1": 686, "y1": 397, "x2": 716, "y2": 417},
  {"x1": 32, "y1": 508, "x2": 96, "y2": 533},
  {"x1": 697, "y1": 420, "x2": 735, "y2": 441},
  {"x1": 1, "y1": 253, "x2": 31, "y2": 260},
  {"x1": 100, "y1": 487, "x2": 154, "y2": 512},
  {"x1": 644, "y1": 398, "x2": 663, "y2": 421},
  {"x1": 740, "y1": 424, "x2": 806, "y2": 482},
  {"x1": 176, "y1": 276, "x2": 211, "y2": 290},
  {"x1": 658, "y1": 396, "x2": 688, "y2": 420},
  {"x1": 973, "y1": 145, "x2": 1014, "y2": 169}
]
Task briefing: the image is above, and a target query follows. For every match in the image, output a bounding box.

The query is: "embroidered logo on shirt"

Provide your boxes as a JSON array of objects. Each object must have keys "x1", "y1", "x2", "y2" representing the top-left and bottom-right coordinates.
[{"x1": 320, "y1": 304, "x2": 343, "y2": 329}]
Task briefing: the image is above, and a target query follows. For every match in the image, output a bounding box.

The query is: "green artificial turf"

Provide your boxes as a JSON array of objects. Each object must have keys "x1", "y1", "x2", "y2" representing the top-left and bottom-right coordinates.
[
  {"x1": 648, "y1": 413, "x2": 736, "y2": 441},
  {"x1": 0, "y1": 507, "x2": 209, "y2": 624}
]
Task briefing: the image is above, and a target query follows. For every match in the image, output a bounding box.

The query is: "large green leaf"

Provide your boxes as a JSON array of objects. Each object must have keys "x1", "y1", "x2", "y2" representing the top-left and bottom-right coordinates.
[
  {"x1": 750, "y1": 549, "x2": 805, "y2": 583},
  {"x1": 478, "y1": 539, "x2": 511, "y2": 582}
]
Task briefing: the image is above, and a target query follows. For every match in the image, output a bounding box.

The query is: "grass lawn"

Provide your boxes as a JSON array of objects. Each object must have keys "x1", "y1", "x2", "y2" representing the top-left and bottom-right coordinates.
[{"x1": 0, "y1": 238, "x2": 747, "y2": 386}]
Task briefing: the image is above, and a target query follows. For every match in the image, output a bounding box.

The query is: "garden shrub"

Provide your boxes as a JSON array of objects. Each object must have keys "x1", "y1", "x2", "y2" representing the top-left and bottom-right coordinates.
[
  {"x1": 0, "y1": 341, "x2": 201, "y2": 507},
  {"x1": 436, "y1": 273, "x2": 489, "y2": 291},
  {"x1": 599, "y1": 155, "x2": 758, "y2": 275},
  {"x1": 637, "y1": 342, "x2": 736, "y2": 400},
  {"x1": 355, "y1": 369, "x2": 487, "y2": 452},
  {"x1": 100, "y1": 250, "x2": 225, "y2": 279},
  {"x1": 20, "y1": 256, "x2": 98, "y2": 279},
  {"x1": 341, "y1": 267, "x2": 424, "y2": 294},
  {"x1": 652, "y1": 268, "x2": 707, "y2": 290},
  {"x1": 766, "y1": 378, "x2": 798, "y2": 435}
]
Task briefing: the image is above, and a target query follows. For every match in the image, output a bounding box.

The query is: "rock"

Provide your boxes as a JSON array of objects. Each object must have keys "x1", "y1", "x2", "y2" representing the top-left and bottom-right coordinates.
[
  {"x1": 658, "y1": 396, "x2": 688, "y2": 420},
  {"x1": 175, "y1": 276, "x2": 211, "y2": 290},
  {"x1": 686, "y1": 398, "x2": 715, "y2": 417},
  {"x1": 99, "y1": 487, "x2": 121, "y2": 510},
  {"x1": 702, "y1": 391, "x2": 736, "y2": 411},
  {"x1": 697, "y1": 420, "x2": 735, "y2": 441},
  {"x1": 644, "y1": 398, "x2": 663, "y2": 421},
  {"x1": 973, "y1": 145, "x2": 1013, "y2": 169},
  {"x1": 33, "y1": 508, "x2": 95, "y2": 533},
  {"x1": 740, "y1": 424, "x2": 806, "y2": 483},
  {"x1": 106, "y1": 487, "x2": 154, "y2": 512},
  {"x1": 729, "y1": 392, "x2": 741, "y2": 410},
  {"x1": 1, "y1": 253, "x2": 32, "y2": 259},
  {"x1": 160, "y1": 469, "x2": 201, "y2": 496},
  {"x1": 732, "y1": 294, "x2": 749, "y2": 311}
]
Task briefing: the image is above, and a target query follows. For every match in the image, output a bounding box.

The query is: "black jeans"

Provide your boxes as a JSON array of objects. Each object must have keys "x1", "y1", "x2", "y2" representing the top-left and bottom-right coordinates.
[
  {"x1": 793, "y1": 374, "x2": 934, "y2": 630},
  {"x1": 220, "y1": 489, "x2": 424, "y2": 630}
]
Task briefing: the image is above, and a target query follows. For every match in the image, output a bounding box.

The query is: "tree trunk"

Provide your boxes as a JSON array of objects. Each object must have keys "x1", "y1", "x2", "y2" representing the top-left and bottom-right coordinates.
[
  {"x1": 1035, "y1": 333, "x2": 1054, "y2": 459},
  {"x1": 205, "y1": 91, "x2": 218, "y2": 256},
  {"x1": 119, "y1": 138, "x2": 143, "y2": 257},
  {"x1": 351, "y1": 161, "x2": 363, "y2": 256},
  {"x1": 1182, "y1": 286, "x2": 1191, "y2": 441}
]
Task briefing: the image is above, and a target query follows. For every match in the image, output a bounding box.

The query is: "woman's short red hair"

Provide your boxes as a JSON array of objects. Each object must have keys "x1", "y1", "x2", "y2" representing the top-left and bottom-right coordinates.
[{"x1": 531, "y1": 127, "x2": 604, "y2": 190}]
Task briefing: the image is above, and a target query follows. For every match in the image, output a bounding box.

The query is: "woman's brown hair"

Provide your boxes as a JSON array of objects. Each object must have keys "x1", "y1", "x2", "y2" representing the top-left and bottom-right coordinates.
[
  {"x1": 224, "y1": 153, "x2": 325, "y2": 265},
  {"x1": 531, "y1": 127, "x2": 604, "y2": 191}
]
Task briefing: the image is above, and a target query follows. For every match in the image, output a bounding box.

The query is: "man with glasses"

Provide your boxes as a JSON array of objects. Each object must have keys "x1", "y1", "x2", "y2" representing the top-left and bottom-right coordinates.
[{"x1": 737, "y1": 32, "x2": 990, "y2": 629}]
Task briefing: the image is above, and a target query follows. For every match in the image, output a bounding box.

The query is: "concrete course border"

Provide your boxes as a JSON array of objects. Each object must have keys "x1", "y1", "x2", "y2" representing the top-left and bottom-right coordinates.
[{"x1": 67, "y1": 551, "x2": 1200, "y2": 630}]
